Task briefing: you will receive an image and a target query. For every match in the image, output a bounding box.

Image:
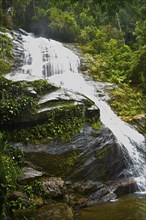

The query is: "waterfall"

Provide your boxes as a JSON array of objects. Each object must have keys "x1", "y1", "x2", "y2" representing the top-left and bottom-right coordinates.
[{"x1": 6, "y1": 31, "x2": 146, "y2": 191}]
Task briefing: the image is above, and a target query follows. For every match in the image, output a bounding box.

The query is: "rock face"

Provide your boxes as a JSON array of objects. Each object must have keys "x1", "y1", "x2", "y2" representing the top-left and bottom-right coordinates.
[
  {"x1": 2, "y1": 30, "x2": 139, "y2": 219},
  {"x1": 8, "y1": 125, "x2": 135, "y2": 219},
  {"x1": 42, "y1": 177, "x2": 65, "y2": 198},
  {"x1": 113, "y1": 178, "x2": 138, "y2": 196},
  {"x1": 18, "y1": 167, "x2": 43, "y2": 182},
  {"x1": 13, "y1": 203, "x2": 74, "y2": 220},
  {"x1": 14, "y1": 126, "x2": 128, "y2": 182}
]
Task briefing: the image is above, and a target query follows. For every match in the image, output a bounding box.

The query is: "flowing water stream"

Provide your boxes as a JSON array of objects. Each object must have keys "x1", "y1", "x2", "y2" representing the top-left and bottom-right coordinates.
[{"x1": 6, "y1": 31, "x2": 146, "y2": 192}]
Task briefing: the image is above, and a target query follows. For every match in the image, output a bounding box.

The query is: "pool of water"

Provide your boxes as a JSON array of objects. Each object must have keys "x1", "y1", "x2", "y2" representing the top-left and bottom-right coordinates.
[{"x1": 75, "y1": 194, "x2": 146, "y2": 220}]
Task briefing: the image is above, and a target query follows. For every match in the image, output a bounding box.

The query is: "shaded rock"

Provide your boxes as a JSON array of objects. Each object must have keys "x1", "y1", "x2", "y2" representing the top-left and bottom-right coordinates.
[
  {"x1": 42, "y1": 177, "x2": 65, "y2": 198},
  {"x1": 33, "y1": 195, "x2": 44, "y2": 207},
  {"x1": 18, "y1": 167, "x2": 43, "y2": 182},
  {"x1": 14, "y1": 127, "x2": 130, "y2": 182},
  {"x1": 35, "y1": 203, "x2": 73, "y2": 220},
  {"x1": 101, "y1": 192, "x2": 117, "y2": 203},
  {"x1": 87, "y1": 185, "x2": 110, "y2": 206},
  {"x1": 13, "y1": 203, "x2": 73, "y2": 220},
  {"x1": 85, "y1": 105, "x2": 100, "y2": 120},
  {"x1": 38, "y1": 89, "x2": 87, "y2": 105},
  {"x1": 68, "y1": 194, "x2": 88, "y2": 208},
  {"x1": 67, "y1": 127, "x2": 131, "y2": 182},
  {"x1": 19, "y1": 29, "x2": 28, "y2": 36},
  {"x1": 87, "y1": 191, "x2": 117, "y2": 206},
  {"x1": 23, "y1": 87, "x2": 37, "y2": 98},
  {"x1": 113, "y1": 178, "x2": 138, "y2": 196},
  {"x1": 69, "y1": 180, "x2": 104, "y2": 195},
  {"x1": 66, "y1": 180, "x2": 111, "y2": 208},
  {"x1": 8, "y1": 191, "x2": 30, "y2": 207}
]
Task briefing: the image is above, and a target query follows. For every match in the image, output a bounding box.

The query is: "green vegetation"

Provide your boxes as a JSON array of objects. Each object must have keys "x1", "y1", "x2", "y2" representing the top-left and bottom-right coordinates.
[
  {"x1": 0, "y1": 32, "x2": 13, "y2": 76},
  {"x1": 0, "y1": 77, "x2": 99, "y2": 144},
  {"x1": 25, "y1": 150, "x2": 81, "y2": 178},
  {"x1": 0, "y1": 78, "x2": 58, "y2": 127},
  {"x1": 109, "y1": 84, "x2": 145, "y2": 121},
  {"x1": 0, "y1": 132, "x2": 24, "y2": 217},
  {"x1": 10, "y1": 103, "x2": 98, "y2": 144},
  {"x1": 96, "y1": 147, "x2": 108, "y2": 160},
  {"x1": 0, "y1": 0, "x2": 146, "y2": 92}
]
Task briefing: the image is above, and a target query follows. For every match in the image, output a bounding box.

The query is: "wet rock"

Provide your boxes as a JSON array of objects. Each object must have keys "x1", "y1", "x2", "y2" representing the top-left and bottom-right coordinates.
[
  {"x1": 66, "y1": 180, "x2": 112, "y2": 208},
  {"x1": 69, "y1": 180, "x2": 104, "y2": 195},
  {"x1": 87, "y1": 185, "x2": 110, "y2": 206},
  {"x1": 19, "y1": 29, "x2": 28, "y2": 36},
  {"x1": 38, "y1": 89, "x2": 87, "y2": 105},
  {"x1": 113, "y1": 178, "x2": 138, "y2": 196},
  {"x1": 101, "y1": 192, "x2": 117, "y2": 203},
  {"x1": 14, "y1": 127, "x2": 129, "y2": 182},
  {"x1": 68, "y1": 128, "x2": 130, "y2": 182}
]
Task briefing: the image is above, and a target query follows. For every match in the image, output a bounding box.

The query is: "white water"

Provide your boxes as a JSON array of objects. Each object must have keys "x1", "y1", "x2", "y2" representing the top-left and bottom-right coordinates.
[
  {"x1": 6, "y1": 32, "x2": 146, "y2": 191},
  {"x1": 6, "y1": 34, "x2": 80, "y2": 81}
]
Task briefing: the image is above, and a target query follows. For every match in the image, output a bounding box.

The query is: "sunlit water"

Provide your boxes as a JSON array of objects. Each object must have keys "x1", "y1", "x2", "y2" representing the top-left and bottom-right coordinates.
[{"x1": 6, "y1": 32, "x2": 146, "y2": 191}]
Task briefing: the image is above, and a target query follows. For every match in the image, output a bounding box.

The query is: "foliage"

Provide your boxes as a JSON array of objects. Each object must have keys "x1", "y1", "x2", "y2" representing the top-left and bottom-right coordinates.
[
  {"x1": 134, "y1": 20, "x2": 146, "y2": 46},
  {"x1": 0, "y1": 131, "x2": 21, "y2": 217},
  {"x1": 129, "y1": 46, "x2": 146, "y2": 88},
  {"x1": 0, "y1": 154, "x2": 18, "y2": 192},
  {"x1": 30, "y1": 7, "x2": 48, "y2": 36},
  {"x1": 47, "y1": 8, "x2": 80, "y2": 42},
  {"x1": 31, "y1": 79, "x2": 58, "y2": 95},
  {"x1": 23, "y1": 180, "x2": 45, "y2": 197},
  {"x1": 0, "y1": 32, "x2": 13, "y2": 60},
  {"x1": 0, "y1": 96, "x2": 37, "y2": 126},
  {"x1": 109, "y1": 84, "x2": 145, "y2": 120},
  {"x1": 0, "y1": 59, "x2": 12, "y2": 75},
  {"x1": 0, "y1": 32, "x2": 13, "y2": 75},
  {"x1": 10, "y1": 105, "x2": 85, "y2": 143}
]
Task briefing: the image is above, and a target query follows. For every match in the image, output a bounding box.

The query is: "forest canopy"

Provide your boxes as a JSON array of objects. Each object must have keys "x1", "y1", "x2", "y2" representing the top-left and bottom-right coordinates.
[{"x1": 0, "y1": 0, "x2": 146, "y2": 87}]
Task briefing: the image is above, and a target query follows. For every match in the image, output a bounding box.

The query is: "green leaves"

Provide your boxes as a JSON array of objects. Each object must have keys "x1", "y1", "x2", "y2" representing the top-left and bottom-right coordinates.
[
  {"x1": 129, "y1": 45, "x2": 146, "y2": 88},
  {"x1": 109, "y1": 84, "x2": 144, "y2": 120},
  {"x1": 0, "y1": 154, "x2": 18, "y2": 191},
  {"x1": 48, "y1": 8, "x2": 80, "y2": 42},
  {"x1": 0, "y1": 32, "x2": 13, "y2": 76}
]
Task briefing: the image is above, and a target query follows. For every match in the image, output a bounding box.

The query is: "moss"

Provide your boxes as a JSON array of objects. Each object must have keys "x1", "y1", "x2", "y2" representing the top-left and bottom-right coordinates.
[
  {"x1": 59, "y1": 151, "x2": 80, "y2": 177},
  {"x1": 0, "y1": 32, "x2": 13, "y2": 76},
  {"x1": 38, "y1": 100, "x2": 75, "y2": 109},
  {"x1": 91, "y1": 121, "x2": 100, "y2": 131},
  {"x1": 96, "y1": 148, "x2": 108, "y2": 160},
  {"x1": 8, "y1": 104, "x2": 85, "y2": 143},
  {"x1": 31, "y1": 79, "x2": 58, "y2": 96},
  {"x1": 25, "y1": 150, "x2": 81, "y2": 178},
  {"x1": 0, "y1": 59, "x2": 12, "y2": 75}
]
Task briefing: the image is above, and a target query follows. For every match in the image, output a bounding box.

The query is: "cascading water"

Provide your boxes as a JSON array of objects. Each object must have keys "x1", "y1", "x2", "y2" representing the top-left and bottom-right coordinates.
[
  {"x1": 6, "y1": 32, "x2": 80, "y2": 81},
  {"x1": 6, "y1": 31, "x2": 146, "y2": 191}
]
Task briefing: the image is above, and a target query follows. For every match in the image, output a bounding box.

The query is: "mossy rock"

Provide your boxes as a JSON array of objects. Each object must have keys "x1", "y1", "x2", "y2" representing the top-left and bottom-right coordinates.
[
  {"x1": 25, "y1": 150, "x2": 81, "y2": 178},
  {"x1": 12, "y1": 203, "x2": 73, "y2": 220}
]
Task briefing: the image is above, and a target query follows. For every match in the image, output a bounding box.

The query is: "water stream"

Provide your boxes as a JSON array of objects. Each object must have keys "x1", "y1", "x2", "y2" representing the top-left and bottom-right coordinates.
[{"x1": 6, "y1": 31, "x2": 146, "y2": 191}]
